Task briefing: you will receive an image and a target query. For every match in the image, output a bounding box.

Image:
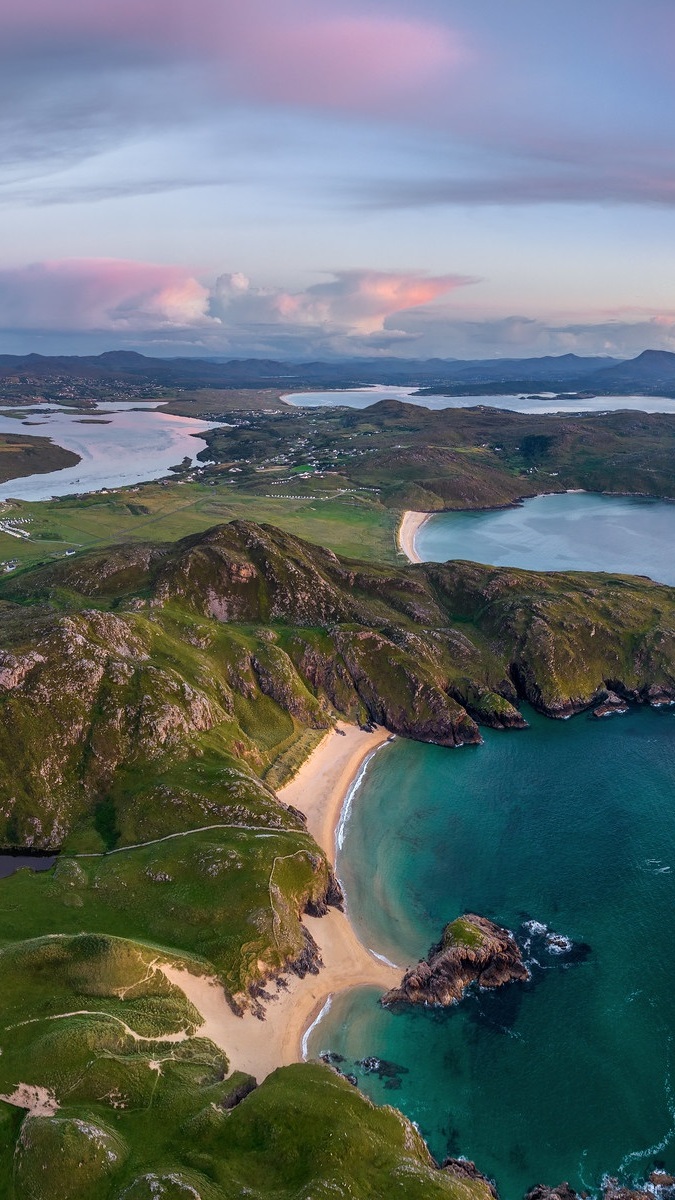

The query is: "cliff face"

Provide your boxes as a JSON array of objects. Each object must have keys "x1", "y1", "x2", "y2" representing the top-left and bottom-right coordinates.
[{"x1": 382, "y1": 914, "x2": 529, "y2": 1008}]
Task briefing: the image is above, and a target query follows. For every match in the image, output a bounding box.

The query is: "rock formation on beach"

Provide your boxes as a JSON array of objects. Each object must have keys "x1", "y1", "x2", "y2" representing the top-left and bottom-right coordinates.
[{"x1": 381, "y1": 914, "x2": 529, "y2": 1008}]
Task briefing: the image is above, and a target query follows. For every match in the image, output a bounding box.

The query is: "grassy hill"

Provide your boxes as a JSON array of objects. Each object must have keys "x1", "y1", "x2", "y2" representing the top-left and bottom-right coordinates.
[{"x1": 1, "y1": 519, "x2": 674, "y2": 1197}]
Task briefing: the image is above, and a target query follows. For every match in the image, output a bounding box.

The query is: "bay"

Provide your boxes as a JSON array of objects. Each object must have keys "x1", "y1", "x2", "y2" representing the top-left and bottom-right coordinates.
[
  {"x1": 284, "y1": 387, "x2": 675, "y2": 414},
  {"x1": 310, "y1": 710, "x2": 675, "y2": 1198},
  {"x1": 415, "y1": 492, "x2": 675, "y2": 587}
]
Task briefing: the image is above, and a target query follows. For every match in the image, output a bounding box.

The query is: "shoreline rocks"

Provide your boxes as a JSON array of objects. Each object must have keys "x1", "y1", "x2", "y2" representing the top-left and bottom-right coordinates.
[{"x1": 527, "y1": 1176, "x2": 675, "y2": 1200}]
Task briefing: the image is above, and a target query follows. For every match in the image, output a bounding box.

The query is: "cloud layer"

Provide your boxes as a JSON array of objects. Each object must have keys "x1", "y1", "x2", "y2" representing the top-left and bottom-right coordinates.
[
  {"x1": 0, "y1": 259, "x2": 472, "y2": 354},
  {"x1": 3, "y1": 0, "x2": 674, "y2": 208},
  {"x1": 1, "y1": 2, "x2": 674, "y2": 356},
  {"x1": 1, "y1": 257, "x2": 673, "y2": 361},
  {"x1": 0, "y1": 261, "x2": 214, "y2": 333}
]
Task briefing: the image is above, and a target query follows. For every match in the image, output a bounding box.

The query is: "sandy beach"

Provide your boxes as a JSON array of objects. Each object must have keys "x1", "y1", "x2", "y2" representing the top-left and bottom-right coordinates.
[
  {"x1": 398, "y1": 509, "x2": 429, "y2": 563},
  {"x1": 278, "y1": 724, "x2": 392, "y2": 857},
  {"x1": 162, "y1": 723, "x2": 402, "y2": 1082}
]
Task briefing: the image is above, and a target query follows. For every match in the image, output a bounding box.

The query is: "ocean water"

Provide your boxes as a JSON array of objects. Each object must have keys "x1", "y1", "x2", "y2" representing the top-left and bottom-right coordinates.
[
  {"x1": 415, "y1": 493, "x2": 675, "y2": 587},
  {"x1": 308, "y1": 710, "x2": 675, "y2": 1197},
  {"x1": 284, "y1": 387, "x2": 675, "y2": 414}
]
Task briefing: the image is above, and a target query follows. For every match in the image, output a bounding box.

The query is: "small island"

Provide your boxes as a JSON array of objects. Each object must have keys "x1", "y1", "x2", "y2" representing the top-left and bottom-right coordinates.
[{"x1": 382, "y1": 914, "x2": 529, "y2": 1008}]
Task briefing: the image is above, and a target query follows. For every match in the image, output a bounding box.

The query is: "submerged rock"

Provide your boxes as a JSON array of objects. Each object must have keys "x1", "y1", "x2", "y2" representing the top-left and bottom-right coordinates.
[{"x1": 381, "y1": 914, "x2": 529, "y2": 1008}]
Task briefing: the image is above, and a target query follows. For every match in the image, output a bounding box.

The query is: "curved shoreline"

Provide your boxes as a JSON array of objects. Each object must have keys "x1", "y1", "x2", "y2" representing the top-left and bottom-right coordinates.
[
  {"x1": 398, "y1": 509, "x2": 430, "y2": 563},
  {"x1": 161, "y1": 724, "x2": 401, "y2": 1082}
]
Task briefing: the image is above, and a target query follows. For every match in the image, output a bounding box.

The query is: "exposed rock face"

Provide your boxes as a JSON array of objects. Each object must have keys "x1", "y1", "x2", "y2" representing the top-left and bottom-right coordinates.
[
  {"x1": 382, "y1": 914, "x2": 528, "y2": 1008},
  {"x1": 443, "y1": 1158, "x2": 499, "y2": 1199},
  {"x1": 0, "y1": 650, "x2": 45, "y2": 690},
  {"x1": 593, "y1": 688, "x2": 630, "y2": 718},
  {"x1": 304, "y1": 870, "x2": 344, "y2": 915}
]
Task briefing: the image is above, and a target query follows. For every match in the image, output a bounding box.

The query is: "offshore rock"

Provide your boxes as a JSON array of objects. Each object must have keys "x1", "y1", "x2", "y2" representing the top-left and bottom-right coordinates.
[
  {"x1": 381, "y1": 914, "x2": 528, "y2": 1008},
  {"x1": 526, "y1": 1186, "x2": 579, "y2": 1200}
]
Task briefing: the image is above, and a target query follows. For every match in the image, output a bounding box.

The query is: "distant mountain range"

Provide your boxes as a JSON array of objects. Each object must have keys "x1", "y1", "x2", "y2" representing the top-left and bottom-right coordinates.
[{"x1": 2, "y1": 348, "x2": 675, "y2": 392}]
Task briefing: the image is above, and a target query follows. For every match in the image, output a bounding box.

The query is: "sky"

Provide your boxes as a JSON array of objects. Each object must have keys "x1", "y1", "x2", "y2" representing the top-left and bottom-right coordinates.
[{"x1": 2, "y1": 0, "x2": 675, "y2": 360}]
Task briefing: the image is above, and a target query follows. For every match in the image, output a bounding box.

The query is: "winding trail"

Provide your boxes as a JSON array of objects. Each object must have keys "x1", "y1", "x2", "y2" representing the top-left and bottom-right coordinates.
[
  {"x1": 71, "y1": 821, "x2": 301, "y2": 859},
  {"x1": 5, "y1": 1008, "x2": 190, "y2": 1045}
]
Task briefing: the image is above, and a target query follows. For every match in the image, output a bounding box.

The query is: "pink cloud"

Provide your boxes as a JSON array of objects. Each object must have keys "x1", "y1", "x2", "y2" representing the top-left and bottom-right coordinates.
[
  {"x1": 1, "y1": 1, "x2": 466, "y2": 117},
  {"x1": 226, "y1": 11, "x2": 464, "y2": 114},
  {"x1": 0, "y1": 261, "x2": 473, "y2": 343},
  {"x1": 214, "y1": 269, "x2": 474, "y2": 334},
  {"x1": 0, "y1": 260, "x2": 213, "y2": 332}
]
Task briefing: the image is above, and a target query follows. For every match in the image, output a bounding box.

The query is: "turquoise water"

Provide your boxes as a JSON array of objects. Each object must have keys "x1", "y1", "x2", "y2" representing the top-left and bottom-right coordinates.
[
  {"x1": 416, "y1": 493, "x2": 675, "y2": 587},
  {"x1": 309, "y1": 710, "x2": 675, "y2": 1197}
]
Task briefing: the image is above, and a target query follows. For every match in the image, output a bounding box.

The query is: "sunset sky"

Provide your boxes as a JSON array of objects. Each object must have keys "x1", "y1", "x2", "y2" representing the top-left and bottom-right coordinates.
[{"x1": 3, "y1": 0, "x2": 675, "y2": 359}]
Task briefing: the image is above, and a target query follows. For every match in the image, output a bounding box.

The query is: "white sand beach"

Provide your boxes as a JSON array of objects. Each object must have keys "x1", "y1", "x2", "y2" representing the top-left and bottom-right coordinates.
[
  {"x1": 162, "y1": 724, "x2": 401, "y2": 1082},
  {"x1": 398, "y1": 510, "x2": 429, "y2": 563}
]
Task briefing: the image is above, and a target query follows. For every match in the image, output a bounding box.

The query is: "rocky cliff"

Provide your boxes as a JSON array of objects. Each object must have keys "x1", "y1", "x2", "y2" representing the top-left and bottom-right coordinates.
[{"x1": 1, "y1": 519, "x2": 674, "y2": 850}]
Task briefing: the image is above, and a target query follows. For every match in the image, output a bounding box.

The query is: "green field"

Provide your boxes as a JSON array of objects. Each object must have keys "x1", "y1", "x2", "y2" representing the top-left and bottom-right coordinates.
[{"x1": 0, "y1": 476, "x2": 401, "y2": 572}]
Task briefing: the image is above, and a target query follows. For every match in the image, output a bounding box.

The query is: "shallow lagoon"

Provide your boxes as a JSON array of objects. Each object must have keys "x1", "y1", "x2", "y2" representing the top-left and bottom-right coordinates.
[
  {"x1": 416, "y1": 492, "x2": 675, "y2": 586},
  {"x1": 0, "y1": 402, "x2": 217, "y2": 500}
]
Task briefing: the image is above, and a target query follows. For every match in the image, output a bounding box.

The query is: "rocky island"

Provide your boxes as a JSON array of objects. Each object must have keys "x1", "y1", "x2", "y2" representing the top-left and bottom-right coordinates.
[{"x1": 382, "y1": 915, "x2": 529, "y2": 1008}]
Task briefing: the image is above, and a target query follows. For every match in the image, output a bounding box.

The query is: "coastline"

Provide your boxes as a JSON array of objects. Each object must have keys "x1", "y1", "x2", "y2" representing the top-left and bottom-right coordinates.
[
  {"x1": 277, "y1": 723, "x2": 391, "y2": 857},
  {"x1": 398, "y1": 509, "x2": 430, "y2": 563},
  {"x1": 162, "y1": 723, "x2": 401, "y2": 1082}
]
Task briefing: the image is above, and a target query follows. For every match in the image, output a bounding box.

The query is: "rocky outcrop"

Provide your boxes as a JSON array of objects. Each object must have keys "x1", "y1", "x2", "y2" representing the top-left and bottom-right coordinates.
[
  {"x1": 527, "y1": 1178, "x2": 675, "y2": 1200},
  {"x1": 304, "y1": 870, "x2": 344, "y2": 915},
  {"x1": 442, "y1": 1158, "x2": 499, "y2": 1198},
  {"x1": 593, "y1": 688, "x2": 630, "y2": 718},
  {"x1": 382, "y1": 914, "x2": 528, "y2": 1008},
  {"x1": 526, "y1": 1186, "x2": 580, "y2": 1200},
  {"x1": 449, "y1": 680, "x2": 528, "y2": 730},
  {"x1": 0, "y1": 650, "x2": 45, "y2": 690}
]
